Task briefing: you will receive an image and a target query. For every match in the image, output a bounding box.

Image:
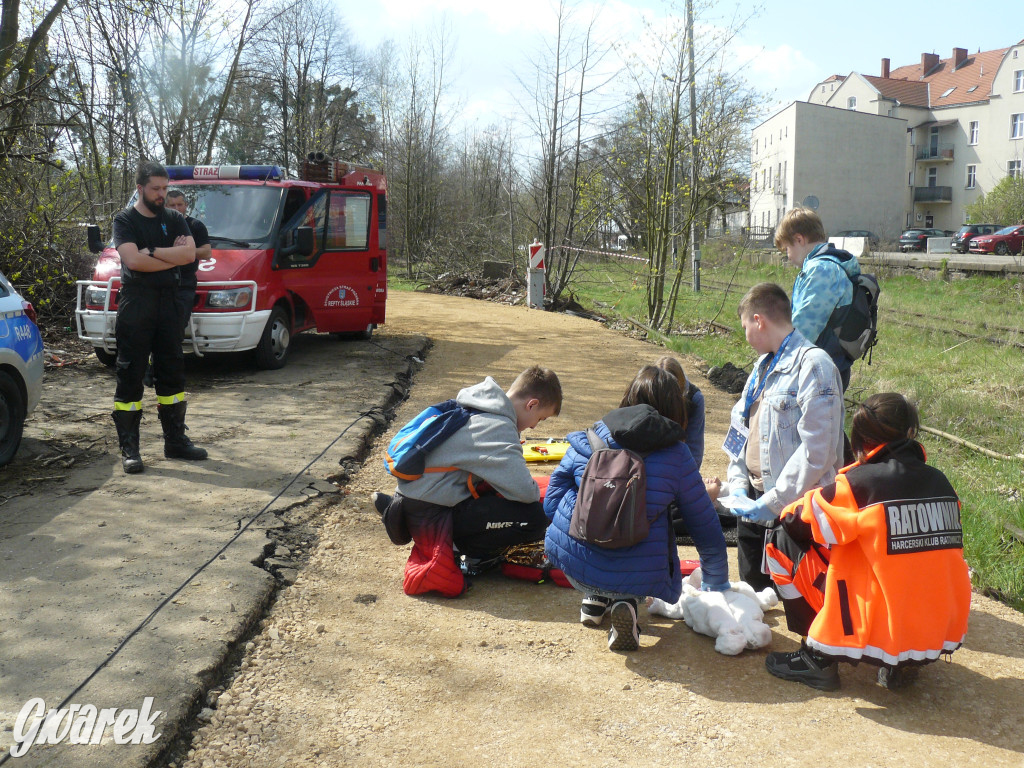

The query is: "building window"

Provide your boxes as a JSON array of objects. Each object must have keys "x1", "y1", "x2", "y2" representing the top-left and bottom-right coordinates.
[
  {"x1": 969, "y1": 121, "x2": 979, "y2": 145},
  {"x1": 847, "y1": 96, "x2": 857, "y2": 110},
  {"x1": 1016, "y1": 70, "x2": 1024, "y2": 92},
  {"x1": 940, "y1": 87, "x2": 955, "y2": 98},
  {"x1": 1012, "y1": 113, "x2": 1024, "y2": 140},
  {"x1": 927, "y1": 168, "x2": 938, "y2": 187},
  {"x1": 1009, "y1": 160, "x2": 1022, "y2": 179},
  {"x1": 966, "y1": 165, "x2": 977, "y2": 189}
]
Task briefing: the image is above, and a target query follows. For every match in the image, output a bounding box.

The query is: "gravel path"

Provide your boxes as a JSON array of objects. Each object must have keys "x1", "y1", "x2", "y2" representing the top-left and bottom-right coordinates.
[{"x1": 172, "y1": 290, "x2": 1024, "y2": 768}]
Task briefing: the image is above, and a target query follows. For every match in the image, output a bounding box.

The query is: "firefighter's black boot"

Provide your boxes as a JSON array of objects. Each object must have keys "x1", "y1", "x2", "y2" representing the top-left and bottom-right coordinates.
[
  {"x1": 158, "y1": 401, "x2": 208, "y2": 460},
  {"x1": 112, "y1": 410, "x2": 144, "y2": 474}
]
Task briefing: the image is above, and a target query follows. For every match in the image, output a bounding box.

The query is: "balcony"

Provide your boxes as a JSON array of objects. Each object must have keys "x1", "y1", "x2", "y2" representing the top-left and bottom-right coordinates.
[
  {"x1": 916, "y1": 144, "x2": 955, "y2": 163},
  {"x1": 913, "y1": 186, "x2": 953, "y2": 204}
]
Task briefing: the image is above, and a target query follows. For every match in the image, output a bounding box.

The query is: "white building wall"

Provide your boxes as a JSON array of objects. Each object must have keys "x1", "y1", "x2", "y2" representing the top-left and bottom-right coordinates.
[
  {"x1": 750, "y1": 102, "x2": 906, "y2": 241},
  {"x1": 986, "y1": 43, "x2": 1024, "y2": 192},
  {"x1": 827, "y1": 74, "x2": 887, "y2": 115}
]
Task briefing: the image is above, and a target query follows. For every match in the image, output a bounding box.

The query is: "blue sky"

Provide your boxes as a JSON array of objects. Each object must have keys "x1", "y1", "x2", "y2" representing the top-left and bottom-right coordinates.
[{"x1": 341, "y1": 0, "x2": 1020, "y2": 130}]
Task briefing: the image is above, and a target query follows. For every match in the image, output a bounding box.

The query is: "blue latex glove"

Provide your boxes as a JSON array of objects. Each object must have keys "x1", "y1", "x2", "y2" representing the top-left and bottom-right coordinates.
[
  {"x1": 700, "y1": 579, "x2": 731, "y2": 593},
  {"x1": 721, "y1": 485, "x2": 751, "y2": 518},
  {"x1": 739, "y1": 498, "x2": 777, "y2": 525}
]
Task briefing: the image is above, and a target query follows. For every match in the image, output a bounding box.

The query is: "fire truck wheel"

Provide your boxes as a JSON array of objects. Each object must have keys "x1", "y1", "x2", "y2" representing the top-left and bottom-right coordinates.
[
  {"x1": 94, "y1": 346, "x2": 117, "y2": 368},
  {"x1": 254, "y1": 306, "x2": 291, "y2": 370},
  {"x1": 0, "y1": 371, "x2": 27, "y2": 467}
]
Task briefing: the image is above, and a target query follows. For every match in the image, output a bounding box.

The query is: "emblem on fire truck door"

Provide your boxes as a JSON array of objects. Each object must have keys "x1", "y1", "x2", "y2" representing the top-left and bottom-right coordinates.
[{"x1": 324, "y1": 285, "x2": 360, "y2": 308}]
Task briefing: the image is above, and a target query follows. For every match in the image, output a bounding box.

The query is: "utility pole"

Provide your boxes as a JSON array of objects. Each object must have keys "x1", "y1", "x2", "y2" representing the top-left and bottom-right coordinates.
[
  {"x1": 663, "y1": 73, "x2": 681, "y2": 269},
  {"x1": 686, "y1": 0, "x2": 701, "y2": 292}
]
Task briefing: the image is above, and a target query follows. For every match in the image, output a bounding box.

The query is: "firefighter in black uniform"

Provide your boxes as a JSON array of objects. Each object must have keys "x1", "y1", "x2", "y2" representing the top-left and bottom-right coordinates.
[
  {"x1": 111, "y1": 161, "x2": 208, "y2": 473},
  {"x1": 165, "y1": 189, "x2": 210, "y2": 330}
]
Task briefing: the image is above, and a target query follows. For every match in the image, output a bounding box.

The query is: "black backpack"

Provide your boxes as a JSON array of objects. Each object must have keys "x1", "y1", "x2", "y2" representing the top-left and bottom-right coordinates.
[
  {"x1": 568, "y1": 429, "x2": 649, "y2": 549},
  {"x1": 822, "y1": 257, "x2": 880, "y2": 363}
]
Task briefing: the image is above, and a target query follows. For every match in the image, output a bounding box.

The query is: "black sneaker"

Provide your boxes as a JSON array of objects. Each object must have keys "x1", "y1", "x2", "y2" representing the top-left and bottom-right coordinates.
[
  {"x1": 580, "y1": 595, "x2": 611, "y2": 627},
  {"x1": 371, "y1": 492, "x2": 411, "y2": 546},
  {"x1": 607, "y1": 600, "x2": 640, "y2": 651},
  {"x1": 765, "y1": 644, "x2": 840, "y2": 691},
  {"x1": 877, "y1": 664, "x2": 919, "y2": 690},
  {"x1": 459, "y1": 554, "x2": 503, "y2": 577},
  {"x1": 371, "y1": 491, "x2": 391, "y2": 516}
]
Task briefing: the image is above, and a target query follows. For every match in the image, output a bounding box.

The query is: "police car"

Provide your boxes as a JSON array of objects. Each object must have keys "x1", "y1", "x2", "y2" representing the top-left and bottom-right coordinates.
[{"x1": 0, "y1": 269, "x2": 43, "y2": 466}]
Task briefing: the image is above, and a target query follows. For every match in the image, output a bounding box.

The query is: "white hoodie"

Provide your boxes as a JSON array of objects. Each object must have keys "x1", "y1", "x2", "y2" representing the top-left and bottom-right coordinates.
[{"x1": 395, "y1": 377, "x2": 540, "y2": 507}]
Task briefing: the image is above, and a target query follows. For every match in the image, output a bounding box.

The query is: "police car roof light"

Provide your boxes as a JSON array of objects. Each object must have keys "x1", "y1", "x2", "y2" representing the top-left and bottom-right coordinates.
[{"x1": 165, "y1": 165, "x2": 282, "y2": 182}]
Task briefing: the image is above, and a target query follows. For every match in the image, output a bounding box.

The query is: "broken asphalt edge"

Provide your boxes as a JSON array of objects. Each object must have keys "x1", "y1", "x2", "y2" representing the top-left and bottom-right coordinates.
[{"x1": 145, "y1": 336, "x2": 431, "y2": 768}]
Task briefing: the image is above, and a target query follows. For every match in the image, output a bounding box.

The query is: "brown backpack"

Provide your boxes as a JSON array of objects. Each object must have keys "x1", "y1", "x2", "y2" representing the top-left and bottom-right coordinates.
[{"x1": 569, "y1": 429, "x2": 649, "y2": 549}]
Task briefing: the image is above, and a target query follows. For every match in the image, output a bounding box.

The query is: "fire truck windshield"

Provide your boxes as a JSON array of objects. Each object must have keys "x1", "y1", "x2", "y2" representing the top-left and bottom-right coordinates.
[{"x1": 171, "y1": 184, "x2": 285, "y2": 246}]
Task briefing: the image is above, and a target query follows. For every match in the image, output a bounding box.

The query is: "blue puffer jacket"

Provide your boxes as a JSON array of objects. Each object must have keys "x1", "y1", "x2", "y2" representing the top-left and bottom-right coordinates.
[
  {"x1": 544, "y1": 405, "x2": 729, "y2": 602},
  {"x1": 683, "y1": 383, "x2": 706, "y2": 470}
]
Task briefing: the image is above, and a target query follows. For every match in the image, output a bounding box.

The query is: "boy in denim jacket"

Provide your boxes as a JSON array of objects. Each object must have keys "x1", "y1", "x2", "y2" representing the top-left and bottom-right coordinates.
[{"x1": 723, "y1": 283, "x2": 845, "y2": 591}]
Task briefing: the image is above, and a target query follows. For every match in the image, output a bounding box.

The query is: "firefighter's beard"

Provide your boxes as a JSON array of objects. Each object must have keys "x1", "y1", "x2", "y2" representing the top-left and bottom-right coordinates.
[{"x1": 140, "y1": 191, "x2": 165, "y2": 214}]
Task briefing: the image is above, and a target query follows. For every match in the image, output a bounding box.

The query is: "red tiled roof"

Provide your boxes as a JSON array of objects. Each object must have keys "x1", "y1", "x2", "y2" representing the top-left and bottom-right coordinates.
[
  {"x1": 885, "y1": 47, "x2": 1010, "y2": 107},
  {"x1": 861, "y1": 75, "x2": 930, "y2": 107}
]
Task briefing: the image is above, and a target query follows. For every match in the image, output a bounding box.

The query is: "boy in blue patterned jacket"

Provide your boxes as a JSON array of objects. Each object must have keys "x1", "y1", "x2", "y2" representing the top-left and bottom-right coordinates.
[{"x1": 775, "y1": 207, "x2": 861, "y2": 392}]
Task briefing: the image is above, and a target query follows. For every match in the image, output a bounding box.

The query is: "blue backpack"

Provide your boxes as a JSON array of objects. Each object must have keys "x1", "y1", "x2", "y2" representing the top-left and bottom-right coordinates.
[{"x1": 384, "y1": 400, "x2": 473, "y2": 480}]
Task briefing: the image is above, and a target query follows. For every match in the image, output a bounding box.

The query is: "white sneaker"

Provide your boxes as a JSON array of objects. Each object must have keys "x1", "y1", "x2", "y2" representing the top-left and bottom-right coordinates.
[
  {"x1": 580, "y1": 595, "x2": 611, "y2": 626},
  {"x1": 607, "y1": 600, "x2": 640, "y2": 651}
]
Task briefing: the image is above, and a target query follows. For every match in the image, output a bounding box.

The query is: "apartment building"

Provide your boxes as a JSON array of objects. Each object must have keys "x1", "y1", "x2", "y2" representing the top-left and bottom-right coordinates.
[{"x1": 751, "y1": 39, "x2": 1024, "y2": 239}]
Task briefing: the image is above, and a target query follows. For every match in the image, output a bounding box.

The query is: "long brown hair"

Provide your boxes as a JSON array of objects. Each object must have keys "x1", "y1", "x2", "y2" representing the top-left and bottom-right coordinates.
[
  {"x1": 619, "y1": 365, "x2": 687, "y2": 428},
  {"x1": 850, "y1": 392, "x2": 920, "y2": 459}
]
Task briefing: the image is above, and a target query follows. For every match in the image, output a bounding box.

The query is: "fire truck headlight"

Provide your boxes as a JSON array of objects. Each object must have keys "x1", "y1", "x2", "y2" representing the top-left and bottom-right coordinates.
[
  {"x1": 206, "y1": 287, "x2": 253, "y2": 309},
  {"x1": 85, "y1": 286, "x2": 109, "y2": 306},
  {"x1": 203, "y1": 286, "x2": 251, "y2": 309}
]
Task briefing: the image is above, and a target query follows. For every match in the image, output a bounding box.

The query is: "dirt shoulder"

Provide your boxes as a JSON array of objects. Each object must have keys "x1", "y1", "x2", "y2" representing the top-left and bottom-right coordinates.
[
  {"x1": 0, "y1": 330, "x2": 427, "y2": 767},
  {"x1": 171, "y1": 290, "x2": 1024, "y2": 768}
]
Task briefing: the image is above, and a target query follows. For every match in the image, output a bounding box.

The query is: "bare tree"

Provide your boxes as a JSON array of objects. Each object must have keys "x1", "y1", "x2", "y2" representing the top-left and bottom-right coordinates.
[
  {"x1": 517, "y1": 0, "x2": 614, "y2": 304},
  {"x1": 0, "y1": 0, "x2": 73, "y2": 167}
]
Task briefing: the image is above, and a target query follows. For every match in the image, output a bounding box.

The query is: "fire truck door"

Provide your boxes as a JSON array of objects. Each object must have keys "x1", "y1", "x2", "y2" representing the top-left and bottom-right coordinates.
[{"x1": 277, "y1": 189, "x2": 376, "y2": 333}]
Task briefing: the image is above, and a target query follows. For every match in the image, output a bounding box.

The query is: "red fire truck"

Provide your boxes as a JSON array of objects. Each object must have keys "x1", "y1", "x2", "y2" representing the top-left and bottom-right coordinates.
[{"x1": 76, "y1": 159, "x2": 387, "y2": 369}]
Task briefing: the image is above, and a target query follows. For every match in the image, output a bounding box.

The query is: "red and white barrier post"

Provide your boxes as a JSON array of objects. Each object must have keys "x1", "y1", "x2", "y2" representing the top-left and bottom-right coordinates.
[{"x1": 527, "y1": 239, "x2": 545, "y2": 309}]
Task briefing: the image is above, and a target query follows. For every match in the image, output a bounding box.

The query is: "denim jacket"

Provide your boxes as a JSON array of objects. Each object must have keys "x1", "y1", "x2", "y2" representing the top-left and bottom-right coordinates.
[{"x1": 727, "y1": 329, "x2": 845, "y2": 516}]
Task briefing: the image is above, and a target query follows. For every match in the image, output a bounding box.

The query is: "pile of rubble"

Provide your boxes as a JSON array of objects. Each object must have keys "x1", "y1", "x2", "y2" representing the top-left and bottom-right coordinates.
[
  {"x1": 424, "y1": 274, "x2": 526, "y2": 305},
  {"x1": 707, "y1": 362, "x2": 749, "y2": 394}
]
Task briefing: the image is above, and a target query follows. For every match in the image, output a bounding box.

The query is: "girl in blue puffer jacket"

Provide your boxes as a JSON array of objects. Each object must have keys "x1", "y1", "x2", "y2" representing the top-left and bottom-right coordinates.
[{"x1": 544, "y1": 366, "x2": 730, "y2": 652}]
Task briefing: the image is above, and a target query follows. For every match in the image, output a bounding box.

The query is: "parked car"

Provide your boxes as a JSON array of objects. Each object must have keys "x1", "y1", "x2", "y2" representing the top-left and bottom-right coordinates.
[
  {"x1": 0, "y1": 269, "x2": 44, "y2": 466},
  {"x1": 898, "y1": 228, "x2": 948, "y2": 252},
  {"x1": 833, "y1": 229, "x2": 880, "y2": 247},
  {"x1": 951, "y1": 224, "x2": 1004, "y2": 253},
  {"x1": 968, "y1": 224, "x2": 1024, "y2": 255}
]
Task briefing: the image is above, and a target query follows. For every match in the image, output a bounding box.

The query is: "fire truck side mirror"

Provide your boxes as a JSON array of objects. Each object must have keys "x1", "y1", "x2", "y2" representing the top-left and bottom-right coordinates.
[
  {"x1": 295, "y1": 226, "x2": 314, "y2": 256},
  {"x1": 278, "y1": 226, "x2": 315, "y2": 260},
  {"x1": 87, "y1": 225, "x2": 104, "y2": 254}
]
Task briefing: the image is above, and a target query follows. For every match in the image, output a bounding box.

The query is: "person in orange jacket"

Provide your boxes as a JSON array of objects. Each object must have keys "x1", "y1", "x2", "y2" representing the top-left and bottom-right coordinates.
[{"x1": 763, "y1": 393, "x2": 971, "y2": 690}]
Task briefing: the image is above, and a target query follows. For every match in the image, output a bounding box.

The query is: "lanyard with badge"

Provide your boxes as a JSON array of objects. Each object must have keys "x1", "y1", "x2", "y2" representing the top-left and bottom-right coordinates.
[{"x1": 722, "y1": 330, "x2": 795, "y2": 461}]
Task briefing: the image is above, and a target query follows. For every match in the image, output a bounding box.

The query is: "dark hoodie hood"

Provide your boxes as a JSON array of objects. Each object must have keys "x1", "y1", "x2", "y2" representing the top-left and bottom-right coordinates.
[{"x1": 601, "y1": 404, "x2": 686, "y2": 453}]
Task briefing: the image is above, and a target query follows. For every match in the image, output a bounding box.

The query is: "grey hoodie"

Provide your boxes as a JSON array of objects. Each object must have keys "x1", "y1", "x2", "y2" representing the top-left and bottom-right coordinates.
[{"x1": 395, "y1": 377, "x2": 540, "y2": 507}]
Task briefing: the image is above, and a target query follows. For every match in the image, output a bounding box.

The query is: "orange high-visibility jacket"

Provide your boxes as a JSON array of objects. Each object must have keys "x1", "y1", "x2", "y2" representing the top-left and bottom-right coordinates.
[{"x1": 779, "y1": 439, "x2": 971, "y2": 667}]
